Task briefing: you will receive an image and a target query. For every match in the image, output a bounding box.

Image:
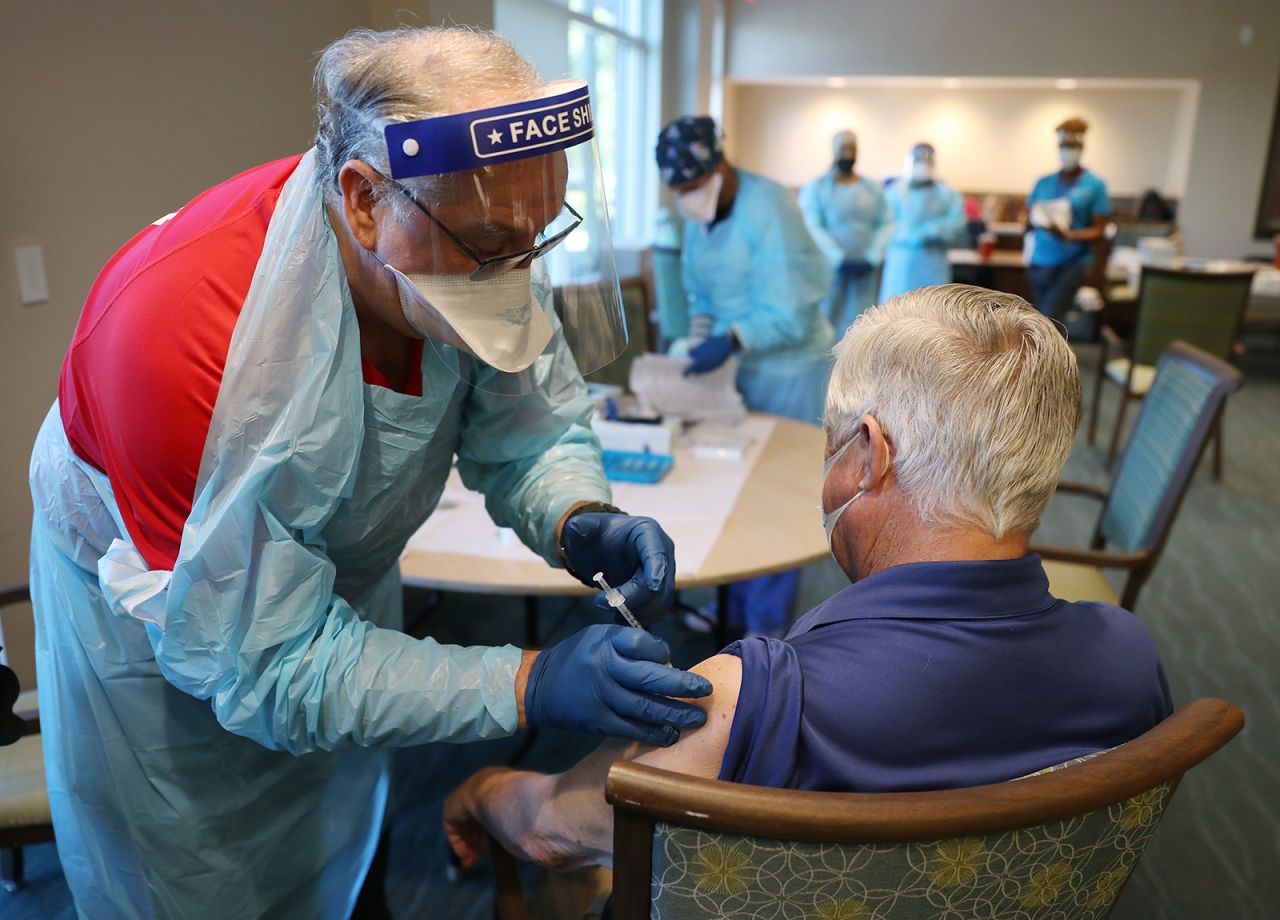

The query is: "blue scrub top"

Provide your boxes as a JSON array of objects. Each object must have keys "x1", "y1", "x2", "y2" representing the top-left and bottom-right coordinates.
[
  {"x1": 718, "y1": 554, "x2": 1173, "y2": 792},
  {"x1": 1028, "y1": 169, "x2": 1111, "y2": 267}
]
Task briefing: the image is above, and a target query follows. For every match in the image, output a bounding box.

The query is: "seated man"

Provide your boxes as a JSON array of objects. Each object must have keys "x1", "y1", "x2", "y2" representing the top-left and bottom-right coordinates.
[{"x1": 444, "y1": 283, "x2": 1173, "y2": 871}]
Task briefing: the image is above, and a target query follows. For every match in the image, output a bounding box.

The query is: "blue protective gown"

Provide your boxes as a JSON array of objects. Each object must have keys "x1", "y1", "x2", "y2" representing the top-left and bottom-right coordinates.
[
  {"x1": 28, "y1": 151, "x2": 610, "y2": 919},
  {"x1": 878, "y1": 179, "x2": 967, "y2": 301},
  {"x1": 680, "y1": 169, "x2": 835, "y2": 426},
  {"x1": 679, "y1": 169, "x2": 834, "y2": 635},
  {"x1": 797, "y1": 170, "x2": 892, "y2": 335}
]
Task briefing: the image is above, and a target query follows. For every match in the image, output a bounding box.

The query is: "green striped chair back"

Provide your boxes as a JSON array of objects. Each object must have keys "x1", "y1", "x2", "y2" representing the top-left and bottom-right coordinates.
[
  {"x1": 651, "y1": 246, "x2": 690, "y2": 343},
  {"x1": 1100, "y1": 343, "x2": 1242, "y2": 553},
  {"x1": 1131, "y1": 267, "x2": 1253, "y2": 366},
  {"x1": 585, "y1": 278, "x2": 653, "y2": 389}
]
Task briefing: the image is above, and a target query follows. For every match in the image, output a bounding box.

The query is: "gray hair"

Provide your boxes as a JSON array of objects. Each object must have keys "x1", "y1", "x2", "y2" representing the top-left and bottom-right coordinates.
[
  {"x1": 314, "y1": 27, "x2": 542, "y2": 210},
  {"x1": 824, "y1": 285, "x2": 1082, "y2": 539}
]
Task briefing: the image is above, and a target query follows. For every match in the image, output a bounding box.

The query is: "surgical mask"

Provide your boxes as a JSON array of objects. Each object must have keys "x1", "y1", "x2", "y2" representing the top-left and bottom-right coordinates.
[
  {"x1": 675, "y1": 171, "x2": 723, "y2": 224},
  {"x1": 1059, "y1": 146, "x2": 1082, "y2": 171},
  {"x1": 821, "y1": 432, "x2": 866, "y2": 548},
  {"x1": 384, "y1": 262, "x2": 553, "y2": 374},
  {"x1": 835, "y1": 158, "x2": 855, "y2": 175},
  {"x1": 910, "y1": 161, "x2": 934, "y2": 184}
]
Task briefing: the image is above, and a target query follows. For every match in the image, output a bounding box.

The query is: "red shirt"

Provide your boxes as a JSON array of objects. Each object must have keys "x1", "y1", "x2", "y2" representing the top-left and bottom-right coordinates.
[{"x1": 59, "y1": 155, "x2": 419, "y2": 571}]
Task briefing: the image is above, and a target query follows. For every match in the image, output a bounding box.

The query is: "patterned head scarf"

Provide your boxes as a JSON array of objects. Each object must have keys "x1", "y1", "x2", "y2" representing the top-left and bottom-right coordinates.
[{"x1": 655, "y1": 115, "x2": 724, "y2": 187}]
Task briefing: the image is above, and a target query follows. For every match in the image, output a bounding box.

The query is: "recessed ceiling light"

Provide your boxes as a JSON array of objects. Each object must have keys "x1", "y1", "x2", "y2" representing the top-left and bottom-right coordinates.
[
  {"x1": 1056, "y1": 78, "x2": 1078, "y2": 90},
  {"x1": 941, "y1": 78, "x2": 962, "y2": 89},
  {"x1": 826, "y1": 78, "x2": 847, "y2": 89}
]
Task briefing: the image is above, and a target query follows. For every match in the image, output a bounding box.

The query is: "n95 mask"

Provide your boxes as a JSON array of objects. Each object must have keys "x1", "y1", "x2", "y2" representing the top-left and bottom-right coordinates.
[
  {"x1": 676, "y1": 171, "x2": 723, "y2": 224},
  {"x1": 383, "y1": 263, "x2": 553, "y2": 374}
]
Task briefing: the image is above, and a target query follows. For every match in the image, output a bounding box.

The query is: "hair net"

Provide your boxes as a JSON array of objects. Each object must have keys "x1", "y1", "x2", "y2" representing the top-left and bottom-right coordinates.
[{"x1": 656, "y1": 115, "x2": 724, "y2": 186}]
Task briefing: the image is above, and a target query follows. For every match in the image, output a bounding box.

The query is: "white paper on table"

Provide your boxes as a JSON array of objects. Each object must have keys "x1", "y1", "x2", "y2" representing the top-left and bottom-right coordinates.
[
  {"x1": 403, "y1": 417, "x2": 777, "y2": 577},
  {"x1": 628, "y1": 353, "x2": 746, "y2": 423}
]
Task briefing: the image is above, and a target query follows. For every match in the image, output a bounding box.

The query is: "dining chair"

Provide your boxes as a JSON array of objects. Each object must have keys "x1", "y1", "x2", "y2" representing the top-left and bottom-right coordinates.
[
  {"x1": 489, "y1": 698, "x2": 1243, "y2": 920},
  {"x1": 1090, "y1": 264, "x2": 1253, "y2": 476}
]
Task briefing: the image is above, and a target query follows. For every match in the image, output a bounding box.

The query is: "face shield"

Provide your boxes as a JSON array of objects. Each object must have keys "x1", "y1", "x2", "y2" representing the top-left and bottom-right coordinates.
[{"x1": 380, "y1": 80, "x2": 626, "y2": 394}]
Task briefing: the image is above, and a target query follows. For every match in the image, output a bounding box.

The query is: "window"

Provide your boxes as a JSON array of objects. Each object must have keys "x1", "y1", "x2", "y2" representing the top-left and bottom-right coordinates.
[{"x1": 496, "y1": 0, "x2": 663, "y2": 249}]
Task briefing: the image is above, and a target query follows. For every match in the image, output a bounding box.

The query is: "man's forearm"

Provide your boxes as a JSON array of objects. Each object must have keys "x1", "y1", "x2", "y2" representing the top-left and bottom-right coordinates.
[{"x1": 477, "y1": 766, "x2": 615, "y2": 871}]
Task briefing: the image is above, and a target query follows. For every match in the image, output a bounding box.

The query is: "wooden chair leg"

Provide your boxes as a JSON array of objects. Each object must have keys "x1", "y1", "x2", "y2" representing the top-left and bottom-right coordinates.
[
  {"x1": 1, "y1": 846, "x2": 24, "y2": 893},
  {"x1": 1212, "y1": 414, "x2": 1224, "y2": 481},
  {"x1": 1106, "y1": 391, "x2": 1131, "y2": 470},
  {"x1": 1088, "y1": 342, "x2": 1108, "y2": 446}
]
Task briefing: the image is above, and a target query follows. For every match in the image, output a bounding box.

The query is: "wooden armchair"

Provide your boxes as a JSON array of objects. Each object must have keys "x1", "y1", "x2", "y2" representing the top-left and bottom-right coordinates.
[
  {"x1": 490, "y1": 699, "x2": 1243, "y2": 919},
  {"x1": 1090, "y1": 265, "x2": 1253, "y2": 476},
  {"x1": 1036, "y1": 342, "x2": 1242, "y2": 610}
]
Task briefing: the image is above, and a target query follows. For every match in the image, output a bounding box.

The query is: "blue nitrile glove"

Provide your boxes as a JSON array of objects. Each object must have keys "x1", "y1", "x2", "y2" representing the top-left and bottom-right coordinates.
[
  {"x1": 839, "y1": 258, "x2": 872, "y2": 281},
  {"x1": 683, "y1": 332, "x2": 736, "y2": 376},
  {"x1": 562, "y1": 513, "x2": 675, "y2": 624},
  {"x1": 524, "y1": 624, "x2": 713, "y2": 745}
]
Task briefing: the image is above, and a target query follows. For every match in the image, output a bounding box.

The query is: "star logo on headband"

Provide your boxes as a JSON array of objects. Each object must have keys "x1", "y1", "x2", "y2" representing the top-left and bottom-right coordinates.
[{"x1": 488, "y1": 128, "x2": 503, "y2": 145}]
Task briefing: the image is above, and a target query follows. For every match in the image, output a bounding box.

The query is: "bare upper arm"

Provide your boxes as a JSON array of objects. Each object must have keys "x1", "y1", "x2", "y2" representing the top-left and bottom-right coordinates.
[{"x1": 500, "y1": 654, "x2": 745, "y2": 869}]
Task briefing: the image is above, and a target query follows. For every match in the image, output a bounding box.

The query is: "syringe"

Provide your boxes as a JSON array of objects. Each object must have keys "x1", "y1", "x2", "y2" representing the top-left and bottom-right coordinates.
[{"x1": 593, "y1": 572, "x2": 644, "y2": 631}]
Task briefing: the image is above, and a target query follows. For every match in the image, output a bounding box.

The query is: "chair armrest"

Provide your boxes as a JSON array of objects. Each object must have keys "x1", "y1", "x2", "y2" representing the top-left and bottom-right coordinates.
[
  {"x1": 489, "y1": 834, "x2": 531, "y2": 920},
  {"x1": 1054, "y1": 480, "x2": 1110, "y2": 501},
  {"x1": 1031, "y1": 544, "x2": 1150, "y2": 570}
]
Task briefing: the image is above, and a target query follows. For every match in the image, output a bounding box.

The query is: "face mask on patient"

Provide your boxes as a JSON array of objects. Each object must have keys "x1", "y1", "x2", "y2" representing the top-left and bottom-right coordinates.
[{"x1": 821, "y1": 432, "x2": 867, "y2": 549}]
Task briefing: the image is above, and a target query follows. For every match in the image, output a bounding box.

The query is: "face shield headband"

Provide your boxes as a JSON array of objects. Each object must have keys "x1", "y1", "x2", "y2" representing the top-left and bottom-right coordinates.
[{"x1": 376, "y1": 81, "x2": 628, "y2": 394}]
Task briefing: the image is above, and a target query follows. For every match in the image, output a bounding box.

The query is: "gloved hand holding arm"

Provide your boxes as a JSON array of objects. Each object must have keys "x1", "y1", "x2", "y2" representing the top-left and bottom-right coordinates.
[{"x1": 521, "y1": 624, "x2": 712, "y2": 745}]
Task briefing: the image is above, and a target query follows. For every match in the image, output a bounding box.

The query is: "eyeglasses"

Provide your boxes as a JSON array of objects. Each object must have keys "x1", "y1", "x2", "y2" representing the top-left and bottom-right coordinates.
[{"x1": 385, "y1": 177, "x2": 582, "y2": 281}]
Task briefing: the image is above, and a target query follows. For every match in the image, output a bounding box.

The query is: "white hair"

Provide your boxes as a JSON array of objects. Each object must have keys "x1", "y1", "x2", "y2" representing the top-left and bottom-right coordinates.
[
  {"x1": 824, "y1": 284, "x2": 1082, "y2": 539},
  {"x1": 313, "y1": 27, "x2": 542, "y2": 212}
]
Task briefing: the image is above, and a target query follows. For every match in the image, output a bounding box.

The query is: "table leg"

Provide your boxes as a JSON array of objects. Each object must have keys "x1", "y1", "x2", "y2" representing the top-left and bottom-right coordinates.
[
  {"x1": 715, "y1": 583, "x2": 731, "y2": 650},
  {"x1": 524, "y1": 595, "x2": 540, "y2": 647}
]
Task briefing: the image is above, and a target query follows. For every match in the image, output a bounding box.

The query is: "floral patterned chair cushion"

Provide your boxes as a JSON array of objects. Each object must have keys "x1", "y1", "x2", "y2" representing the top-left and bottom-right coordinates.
[{"x1": 648, "y1": 781, "x2": 1171, "y2": 920}]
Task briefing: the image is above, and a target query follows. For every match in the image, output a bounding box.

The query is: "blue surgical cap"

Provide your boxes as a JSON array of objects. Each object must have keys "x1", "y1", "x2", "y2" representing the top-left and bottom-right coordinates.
[{"x1": 655, "y1": 116, "x2": 723, "y2": 187}]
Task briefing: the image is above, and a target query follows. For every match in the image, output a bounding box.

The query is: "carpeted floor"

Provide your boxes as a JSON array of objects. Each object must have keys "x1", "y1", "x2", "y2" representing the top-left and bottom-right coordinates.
[{"x1": 7, "y1": 343, "x2": 1278, "y2": 919}]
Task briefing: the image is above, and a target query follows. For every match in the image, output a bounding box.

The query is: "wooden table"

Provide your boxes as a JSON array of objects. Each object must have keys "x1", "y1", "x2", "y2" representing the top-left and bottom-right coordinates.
[
  {"x1": 400, "y1": 414, "x2": 831, "y2": 646},
  {"x1": 948, "y1": 248, "x2": 1034, "y2": 300}
]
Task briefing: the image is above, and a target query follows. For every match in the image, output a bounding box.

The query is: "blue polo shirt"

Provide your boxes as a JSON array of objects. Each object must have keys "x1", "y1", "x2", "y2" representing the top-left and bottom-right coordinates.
[
  {"x1": 1027, "y1": 169, "x2": 1111, "y2": 268},
  {"x1": 718, "y1": 555, "x2": 1172, "y2": 792}
]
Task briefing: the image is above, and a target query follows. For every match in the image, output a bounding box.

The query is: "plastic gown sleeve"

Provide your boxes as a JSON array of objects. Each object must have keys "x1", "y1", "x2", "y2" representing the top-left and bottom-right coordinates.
[
  {"x1": 797, "y1": 177, "x2": 846, "y2": 268},
  {"x1": 866, "y1": 189, "x2": 893, "y2": 266},
  {"x1": 732, "y1": 194, "x2": 833, "y2": 353},
  {"x1": 97, "y1": 152, "x2": 525, "y2": 756},
  {"x1": 904, "y1": 186, "x2": 966, "y2": 247},
  {"x1": 455, "y1": 313, "x2": 612, "y2": 565}
]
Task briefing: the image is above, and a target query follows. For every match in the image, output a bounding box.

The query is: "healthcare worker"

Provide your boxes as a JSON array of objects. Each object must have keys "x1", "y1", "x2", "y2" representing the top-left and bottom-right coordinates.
[
  {"x1": 29, "y1": 28, "x2": 711, "y2": 920},
  {"x1": 656, "y1": 115, "x2": 834, "y2": 638},
  {"x1": 1026, "y1": 117, "x2": 1112, "y2": 322},
  {"x1": 879, "y1": 142, "x2": 967, "y2": 301},
  {"x1": 798, "y1": 130, "x2": 892, "y2": 334}
]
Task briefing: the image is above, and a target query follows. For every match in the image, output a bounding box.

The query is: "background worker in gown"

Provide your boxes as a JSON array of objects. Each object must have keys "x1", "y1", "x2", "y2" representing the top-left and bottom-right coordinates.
[
  {"x1": 799, "y1": 130, "x2": 892, "y2": 335},
  {"x1": 27, "y1": 27, "x2": 710, "y2": 920},
  {"x1": 656, "y1": 115, "x2": 834, "y2": 638},
  {"x1": 1025, "y1": 117, "x2": 1112, "y2": 323},
  {"x1": 879, "y1": 142, "x2": 967, "y2": 301}
]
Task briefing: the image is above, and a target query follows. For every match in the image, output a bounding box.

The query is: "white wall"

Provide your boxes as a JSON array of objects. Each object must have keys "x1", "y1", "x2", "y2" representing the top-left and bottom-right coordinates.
[
  {"x1": 725, "y1": 81, "x2": 1191, "y2": 199},
  {"x1": 723, "y1": 0, "x2": 1280, "y2": 258},
  {"x1": 0, "y1": 0, "x2": 368, "y2": 687}
]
